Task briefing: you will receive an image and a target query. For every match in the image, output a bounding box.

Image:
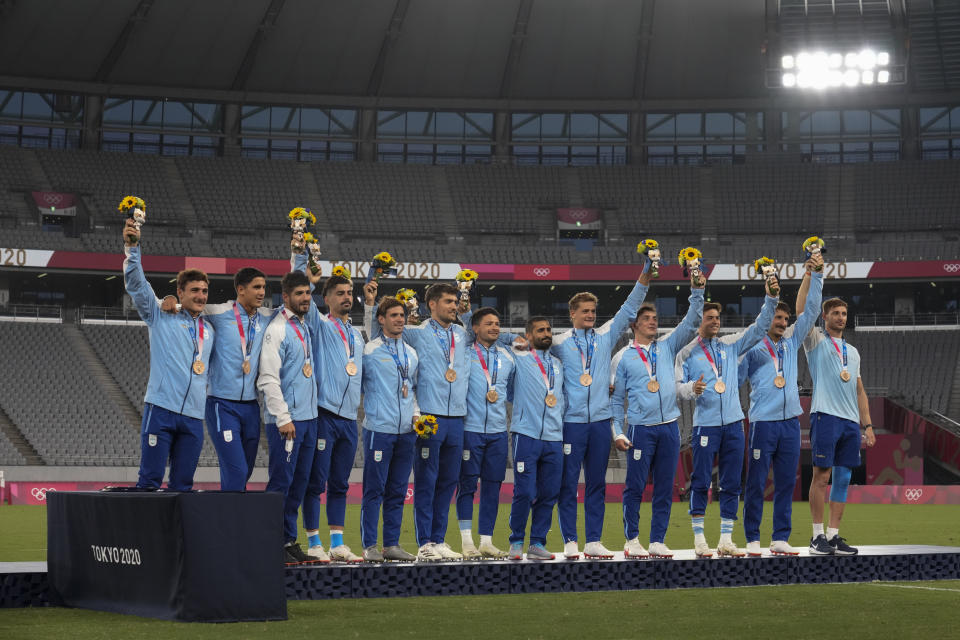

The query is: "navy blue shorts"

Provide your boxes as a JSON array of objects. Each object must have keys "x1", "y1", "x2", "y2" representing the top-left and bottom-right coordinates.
[{"x1": 810, "y1": 412, "x2": 860, "y2": 469}]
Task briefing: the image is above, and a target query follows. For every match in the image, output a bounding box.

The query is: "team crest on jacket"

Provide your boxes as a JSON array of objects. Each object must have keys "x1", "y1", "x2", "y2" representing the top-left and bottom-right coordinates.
[
  {"x1": 516, "y1": 461, "x2": 525, "y2": 473},
  {"x1": 421, "y1": 448, "x2": 430, "y2": 459},
  {"x1": 700, "y1": 436, "x2": 709, "y2": 447},
  {"x1": 753, "y1": 449, "x2": 761, "y2": 460},
  {"x1": 633, "y1": 449, "x2": 642, "y2": 461},
  {"x1": 318, "y1": 438, "x2": 326, "y2": 451},
  {"x1": 223, "y1": 429, "x2": 233, "y2": 443},
  {"x1": 374, "y1": 450, "x2": 382, "y2": 462},
  {"x1": 148, "y1": 434, "x2": 157, "y2": 447},
  {"x1": 563, "y1": 444, "x2": 572, "y2": 455},
  {"x1": 463, "y1": 450, "x2": 470, "y2": 461}
]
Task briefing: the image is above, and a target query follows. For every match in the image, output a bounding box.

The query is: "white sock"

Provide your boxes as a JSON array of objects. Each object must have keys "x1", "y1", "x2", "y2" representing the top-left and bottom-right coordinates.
[
  {"x1": 827, "y1": 527, "x2": 839, "y2": 539},
  {"x1": 479, "y1": 535, "x2": 492, "y2": 546},
  {"x1": 694, "y1": 533, "x2": 707, "y2": 545},
  {"x1": 460, "y1": 528, "x2": 475, "y2": 546},
  {"x1": 719, "y1": 532, "x2": 732, "y2": 544},
  {"x1": 813, "y1": 523, "x2": 824, "y2": 537}
]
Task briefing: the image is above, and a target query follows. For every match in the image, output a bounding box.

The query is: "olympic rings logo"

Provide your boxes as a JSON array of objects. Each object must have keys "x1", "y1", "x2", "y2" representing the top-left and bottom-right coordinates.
[
  {"x1": 41, "y1": 193, "x2": 64, "y2": 205},
  {"x1": 943, "y1": 264, "x2": 960, "y2": 273},
  {"x1": 533, "y1": 267, "x2": 551, "y2": 277},
  {"x1": 568, "y1": 209, "x2": 590, "y2": 221},
  {"x1": 904, "y1": 488, "x2": 923, "y2": 501},
  {"x1": 31, "y1": 487, "x2": 57, "y2": 501}
]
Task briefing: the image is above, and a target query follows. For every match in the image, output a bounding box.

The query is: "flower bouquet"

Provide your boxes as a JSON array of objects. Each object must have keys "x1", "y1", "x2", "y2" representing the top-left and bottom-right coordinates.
[
  {"x1": 367, "y1": 251, "x2": 398, "y2": 283},
  {"x1": 414, "y1": 415, "x2": 438, "y2": 439},
  {"x1": 754, "y1": 256, "x2": 780, "y2": 296},
  {"x1": 637, "y1": 239, "x2": 661, "y2": 278},
  {"x1": 802, "y1": 236, "x2": 826, "y2": 272}
]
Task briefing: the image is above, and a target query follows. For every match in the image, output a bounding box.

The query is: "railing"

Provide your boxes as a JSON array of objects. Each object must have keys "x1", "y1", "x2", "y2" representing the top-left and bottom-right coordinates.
[
  {"x1": 77, "y1": 306, "x2": 144, "y2": 325},
  {"x1": 0, "y1": 304, "x2": 62, "y2": 322},
  {"x1": 855, "y1": 313, "x2": 960, "y2": 328}
]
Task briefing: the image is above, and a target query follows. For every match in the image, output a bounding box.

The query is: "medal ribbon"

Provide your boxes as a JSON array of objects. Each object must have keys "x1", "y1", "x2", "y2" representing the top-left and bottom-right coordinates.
[
  {"x1": 330, "y1": 315, "x2": 356, "y2": 363},
  {"x1": 763, "y1": 337, "x2": 785, "y2": 377},
  {"x1": 281, "y1": 309, "x2": 310, "y2": 364},
  {"x1": 188, "y1": 315, "x2": 205, "y2": 363},
  {"x1": 474, "y1": 344, "x2": 499, "y2": 390},
  {"x1": 634, "y1": 341, "x2": 657, "y2": 380},
  {"x1": 430, "y1": 319, "x2": 456, "y2": 370},
  {"x1": 828, "y1": 333, "x2": 848, "y2": 372},
  {"x1": 385, "y1": 338, "x2": 409, "y2": 383},
  {"x1": 532, "y1": 350, "x2": 555, "y2": 394},
  {"x1": 572, "y1": 329, "x2": 596, "y2": 375},
  {"x1": 697, "y1": 336, "x2": 722, "y2": 382},
  {"x1": 233, "y1": 302, "x2": 256, "y2": 360}
]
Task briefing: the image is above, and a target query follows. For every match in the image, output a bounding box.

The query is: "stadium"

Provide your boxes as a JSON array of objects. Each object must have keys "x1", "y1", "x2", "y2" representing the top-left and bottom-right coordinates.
[{"x1": 1, "y1": 0, "x2": 959, "y2": 636}]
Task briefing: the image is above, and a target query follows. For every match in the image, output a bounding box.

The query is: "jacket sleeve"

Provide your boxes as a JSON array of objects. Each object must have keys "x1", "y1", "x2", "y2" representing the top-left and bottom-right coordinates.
[
  {"x1": 257, "y1": 322, "x2": 292, "y2": 426},
  {"x1": 123, "y1": 246, "x2": 160, "y2": 326},
  {"x1": 602, "y1": 280, "x2": 649, "y2": 339},
  {"x1": 787, "y1": 271, "x2": 823, "y2": 346},
  {"x1": 675, "y1": 346, "x2": 696, "y2": 401},
  {"x1": 729, "y1": 295, "x2": 778, "y2": 356},
  {"x1": 610, "y1": 350, "x2": 628, "y2": 438},
  {"x1": 664, "y1": 288, "x2": 704, "y2": 352}
]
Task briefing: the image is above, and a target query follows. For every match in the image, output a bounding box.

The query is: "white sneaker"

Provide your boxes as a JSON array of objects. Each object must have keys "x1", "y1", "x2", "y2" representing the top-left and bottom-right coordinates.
[
  {"x1": 417, "y1": 543, "x2": 443, "y2": 562},
  {"x1": 434, "y1": 542, "x2": 463, "y2": 561},
  {"x1": 461, "y1": 541, "x2": 482, "y2": 560},
  {"x1": 746, "y1": 541, "x2": 763, "y2": 557},
  {"x1": 769, "y1": 540, "x2": 800, "y2": 556},
  {"x1": 716, "y1": 540, "x2": 746, "y2": 557},
  {"x1": 584, "y1": 541, "x2": 615, "y2": 559},
  {"x1": 306, "y1": 544, "x2": 331, "y2": 563},
  {"x1": 624, "y1": 537, "x2": 649, "y2": 559},
  {"x1": 647, "y1": 542, "x2": 673, "y2": 558},
  {"x1": 329, "y1": 544, "x2": 362, "y2": 563},
  {"x1": 694, "y1": 540, "x2": 714, "y2": 558},
  {"x1": 563, "y1": 541, "x2": 581, "y2": 560},
  {"x1": 478, "y1": 540, "x2": 507, "y2": 559}
]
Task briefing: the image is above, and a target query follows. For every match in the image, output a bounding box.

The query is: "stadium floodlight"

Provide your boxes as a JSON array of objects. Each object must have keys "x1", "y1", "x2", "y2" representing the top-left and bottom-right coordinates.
[
  {"x1": 843, "y1": 69, "x2": 860, "y2": 87},
  {"x1": 782, "y1": 73, "x2": 797, "y2": 87},
  {"x1": 782, "y1": 55, "x2": 795, "y2": 69},
  {"x1": 877, "y1": 69, "x2": 890, "y2": 84},
  {"x1": 775, "y1": 48, "x2": 896, "y2": 89},
  {"x1": 861, "y1": 70, "x2": 875, "y2": 84},
  {"x1": 858, "y1": 49, "x2": 878, "y2": 70},
  {"x1": 828, "y1": 53, "x2": 843, "y2": 69},
  {"x1": 877, "y1": 51, "x2": 890, "y2": 66}
]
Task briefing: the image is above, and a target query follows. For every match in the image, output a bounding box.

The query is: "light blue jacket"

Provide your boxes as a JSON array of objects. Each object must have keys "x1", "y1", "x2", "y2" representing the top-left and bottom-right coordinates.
[
  {"x1": 741, "y1": 272, "x2": 824, "y2": 423},
  {"x1": 610, "y1": 288, "x2": 704, "y2": 434},
  {"x1": 124, "y1": 246, "x2": 214, "y2": 419},
  {"x1": 202, "y1": 302, "x2": 274, "y2": 402},
  {"x1": 676, "y1": 295, "x2": 778, "y2": 427},
  {"x1": 361, "y1": 336, "x2": 420, "y2": 434},
  {"x1": 464, "y1": 342, "x2": 516, "y2": 434},
  {"x1": 257, "y1": 309, "x2": 319, "y2": 425},
  {"x1": 509, "y1": 348, "x2": 565, "y2": 442}
]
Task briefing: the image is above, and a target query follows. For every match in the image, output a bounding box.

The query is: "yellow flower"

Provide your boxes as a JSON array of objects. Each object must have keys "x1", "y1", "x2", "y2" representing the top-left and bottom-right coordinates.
[
  {"x1": 636, "y1": 239, "x2": 659, "y2": 254},
  {"x1": 373, "y1": 251, "x2": 395, "y2": 267},
  {"x1": 754, "y1": 256, "x2": 775, "y2": 271},
  {"x1": 414, "y1": 415, "x2": 439, "y2": 438},
  {"x1": 678, "y1": 246, "x2": 702, "y2": 265},
  {"x1": 803, "y1": 236, "x2": 824, "y2": 251},
  {"x1": 288, "y1": 207, "x2": 316, "y2": 225},
  {"x1": 332, "y1": 265, "x2": 351, "y2": 279},
  {"x1": 302, "y1": 232, "x2": 317, "y2": 244},
  {"x1": 396, "y1": 288, "x2": 416, "y2": 303},
  {"x1": 456, "y1": 269, "x2": 478, "y2": 282},
  {"x1": 118, "y1": 195, "x2": 145, "y2": 213}
]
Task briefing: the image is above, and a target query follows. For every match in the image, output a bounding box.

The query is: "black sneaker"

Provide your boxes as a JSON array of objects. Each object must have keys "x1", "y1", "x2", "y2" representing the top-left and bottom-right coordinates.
[
  {"x1": 808, "y1": 534, "x2": 835, "y2": 556},
  {"x1": 285, "y1": 542, "x2": 319, "y2": 565},
  {"x1": 829, "y1": 535, "x2": 858, "y2": 556}
]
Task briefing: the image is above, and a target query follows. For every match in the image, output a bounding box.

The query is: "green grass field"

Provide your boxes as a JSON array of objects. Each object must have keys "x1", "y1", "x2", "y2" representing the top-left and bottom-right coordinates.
[{"x1": 2, "y1": 502, "x2": 959, "y2": 639}]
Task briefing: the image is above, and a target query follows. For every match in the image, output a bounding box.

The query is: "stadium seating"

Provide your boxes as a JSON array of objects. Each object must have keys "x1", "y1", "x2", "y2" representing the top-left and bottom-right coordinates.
[
  {"x1": 579, "y1": 165, "x2": 700, "y2": 234},
  {"x1": 0, "y1": 430, "x2": 26, "y2": 465},
  {"x1": 854, "y1": 161, "x2": 960, "y2": 233}
]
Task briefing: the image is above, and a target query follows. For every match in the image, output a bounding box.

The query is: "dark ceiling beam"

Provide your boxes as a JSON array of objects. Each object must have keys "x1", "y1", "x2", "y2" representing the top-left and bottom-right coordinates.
[
  {"x1": 94, "y1": 0, "x2": 156, "y2": 83},
  {"x1": 231, "y1": 0, "x2": 287, "y2": 92},
  {"x1": 366, "y1": 0, "x2": 411, "y2": 97},
  {"x1": 632, "y1": 0, "x2": 656, "y2": 100},
  {"x1": 499, "y1": 0, "x2": 534, "y2": 99}
]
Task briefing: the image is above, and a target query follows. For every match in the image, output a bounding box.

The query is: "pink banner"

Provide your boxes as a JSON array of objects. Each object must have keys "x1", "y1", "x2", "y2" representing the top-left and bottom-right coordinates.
[
  {"x1": 867, "y1": 433, "x2": 924, "y2": 485},
  {"x1": 31, "y1": 191, "x2": 76, "y2": 210},
  {"x1": 556, "y1": 208, "x2": 601, "y2": 225}
]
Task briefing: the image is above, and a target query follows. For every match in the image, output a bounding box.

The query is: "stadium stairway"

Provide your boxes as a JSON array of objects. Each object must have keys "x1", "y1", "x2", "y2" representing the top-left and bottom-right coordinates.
[
  {"x1": 163, "y1": 158, "x2": 201, "y2": 239},
  {"x1": 0, "y1": 403, "x2": 42, "y2": 465},
  {"x1": 61, "y1": 325, "x2": 142, "y2": 432},
  {"x1": 563, "y1": 169, "x2": 584, "y2": 207},
  {"x1": 834, "y1": 165, "x2": 855, "y2": 239},
  {"x1": 19, "y1": 147, "x2": 52, "y2": 192},
  {"x1": 431, "y1": 167, "x2": 460, "y2": 237},
  {"x1": 300, "y1": 164, "x2": 332, "y2": 234}
]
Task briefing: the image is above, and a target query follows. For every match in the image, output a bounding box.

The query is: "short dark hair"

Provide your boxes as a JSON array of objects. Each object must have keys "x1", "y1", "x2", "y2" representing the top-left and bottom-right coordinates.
[
  {"x1": 471, "y1": 307, "x2": 500, "y2": 326},
  {"x1": 377, "y1": 297, "x2": 404, "y2": 318},
  {"x1": 281, "y1": 271, "x2": 311, "y2": 296},
  {"x1": 322, "y1": 275, "x2": 352, "y2": 298},
  {"x1": 525, "y1": 315, "x2": 550, "y2": 334},
  {"x1": 634, "y1": 302, "x2": 657, "y2": 322},
  {"x1": 425, "y1": 283, "x2": 459, "y2": 304},
  {"x1": 822, "y1": 298, "x2": 847, "y2": 314},
  {"x1": 776, "y1": 301, "x2": 792, "y2": 315},
  {"x1": 234, "y1": 267, "x2": 266, "y2": 290},
  {"x1": 177, "y1": 269, "x2": 208, "y2": 291},
  {"x1": 703, "y1": 302, "x2": 722, "y2": 315}
]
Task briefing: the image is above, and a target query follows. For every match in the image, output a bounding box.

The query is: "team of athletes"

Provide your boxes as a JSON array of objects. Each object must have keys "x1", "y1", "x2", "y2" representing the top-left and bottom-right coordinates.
[{"x1": 122, "y1": 218, "x2": 876, "y2": 564}]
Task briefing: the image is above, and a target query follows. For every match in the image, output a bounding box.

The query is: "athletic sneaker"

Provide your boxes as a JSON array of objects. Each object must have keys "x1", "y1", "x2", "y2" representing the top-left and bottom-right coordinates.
[
  {"x1": 647, "y1": 542, "x2": 673, "y2": 558},
  {"x1": 383, "y1": 545, "x2": 416, "y2": 562},
  {"x1": 624, "y1": 537, "x2": 649, "y2": 559},
  {"x1": 526, "y1": 544, "x2": 555, "y2": 560},
  {"x1": 285, "y1": 542, "x2": 318, "y2": 565},
  {"x1": 461, "y1": 541, "x2": 482, "y2": 560},
  {"x1": 434, "y1": 542, "x2": 463, "y2": 561},
  {"x1": 508, "y1": 542, "x2": 524, "y2": 561},
  {"x1": 769, "y1": 540, "x2": 800, "y2": 556},
  {"x1": 307, "y1": 544, "x2": 331, "y2": 563},
  {"x1": 362, "y1": 546, "x2": 384, "y2": 563},
  {"x1": 694, "y1": 540, "x2": 714, "y2": 558},
  {"x1": 829, "y1": 535, "x2": 858, "y2": 556},
  {"x1": 716, "y1": 540, "x2": 746, "y2": 557},
  {"x1": 563, "y1": 541, "x2": 581, "y2": 560},
  {"x1": 478, "y1": 541, "x2": 508, "y2": 559},
  {"x1": 808, "y1": 534, "x2": 835, "y2": 556},
  {"x1": 584, "y1": 541, "x2": 615, "y2": 559},
  {"x1": 745, "y1": 541, "x2": 763, "y2": 557},
  {"x1": 330, "y1": 544, "x2": 363, "y2": 563},
  {"x1": 417, "y1": 543, "x2": 444, "y2": 562}
]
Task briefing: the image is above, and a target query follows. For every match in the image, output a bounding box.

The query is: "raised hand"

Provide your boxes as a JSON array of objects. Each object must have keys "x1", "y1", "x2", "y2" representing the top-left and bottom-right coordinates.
[{"x1": 693, "y1": 374, "x2": 706, "y2": 396}]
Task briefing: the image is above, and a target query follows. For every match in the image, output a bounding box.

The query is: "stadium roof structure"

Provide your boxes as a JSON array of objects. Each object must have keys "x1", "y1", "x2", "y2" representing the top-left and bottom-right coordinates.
[{"x1": 0, "y1": 0, "x2": 959, "y2": 110}]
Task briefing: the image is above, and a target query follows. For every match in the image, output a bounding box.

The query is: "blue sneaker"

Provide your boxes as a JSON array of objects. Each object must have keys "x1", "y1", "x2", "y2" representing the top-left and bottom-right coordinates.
[
  {"x1": 509, "y1": 542, "x2": 524, "y2": 561},
  {"x1": 526, "y1": 544, "x2": 555, "y2": 560},
  {"x1": 808, "y1": 534, "x2": 835, "y2": 556},
  {"x1": 829, "y1": 535, "x2": 858, "y2": 556}
]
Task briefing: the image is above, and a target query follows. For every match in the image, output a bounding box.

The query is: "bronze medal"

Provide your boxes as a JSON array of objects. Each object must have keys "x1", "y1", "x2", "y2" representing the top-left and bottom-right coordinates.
[
  {"x1": 647, "y1": 380, "x2": 660, "y2": 393},
  {"x1": 242, "y1": 359, "x2": 251, "y2": 375},
  {"x1": 192, "y1": 360, "x2": 205, "y2": 375},
  {"x1": 445, "y1": 368, "x2": 457, "y2": 383},
  {"x1": 579, "y1": 373, "x2": 593, "y2": 387},
  {"x1": 402, "y1": 384, "x2": 409, "y2": 398},
  {"x1": 545, "y1": 393, "x2": 558, "y2": 408},
  {"x1": 774, "y1": 375, "x2": 786, "y2": 388},
  {"x1": 345, "y1": 361, "x2": 358, "y2": 376},
  {"x1": 302, "y1": 362, "x2": 313, "y2": 378},
  {"x1": 714, "y1": 380, "x2": 726, "y2": 394},
  {"x1": 486, "y1": 389, "x2": 499, "y2": 403},
  {"x1": 840, "y1": 370, "x2": 851, "y2": 382}
]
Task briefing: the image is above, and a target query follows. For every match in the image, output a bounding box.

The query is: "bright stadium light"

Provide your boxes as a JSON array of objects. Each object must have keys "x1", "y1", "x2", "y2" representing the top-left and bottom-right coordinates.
[
  {"x1": 782, "y1": 55, "x2": 795, "y2": 69},
  {"x1": 829, "y1": 53, "x2": 843, "y2": 68},
  {"x1": 877, "y1": 51, "x2": 890, "y2": 66},
  {"x1": 845, "y1": 52, "x2": 859, "y2": 68},
  {"x1": 782, "y1": 72, "x2": 797, "y2": 87},
  {"x1": 776, "y1": 48, "x2": 894, "y2": 89},
  {"x1": 843, "y1": 69, "x2": 860, "y2": 86},
  {"x1": 859, "y1": 49, "x2": 878, "y2": 70},
  {"x1": 877, "y1": 69, "x2": 890, "y2": 84},
  {"x1": 862, "y1": 70, "x2": 875, "y2": 84}
]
